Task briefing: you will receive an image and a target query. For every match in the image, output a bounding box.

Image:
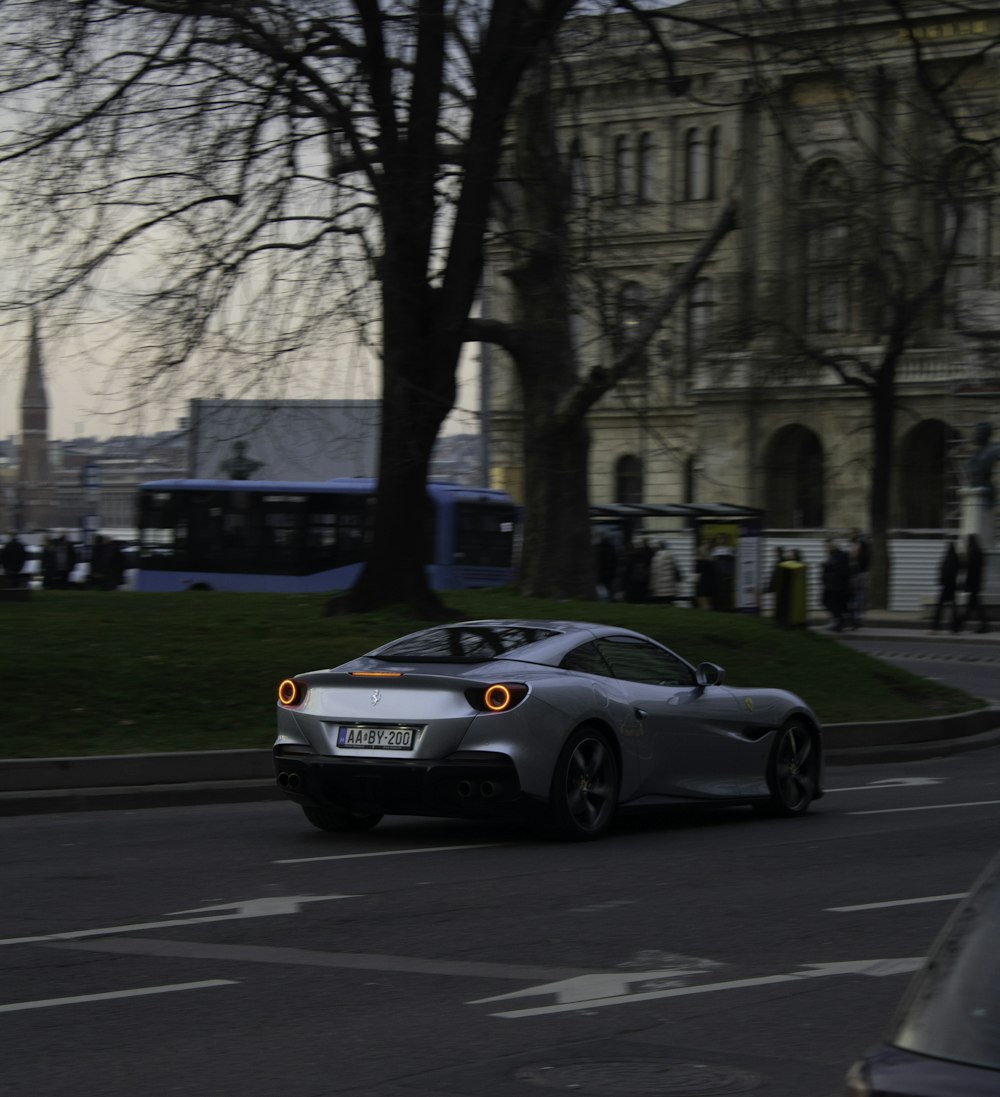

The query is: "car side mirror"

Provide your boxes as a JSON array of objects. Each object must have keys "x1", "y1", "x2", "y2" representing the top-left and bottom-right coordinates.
[{"x1": 696, "y1": 662, "x2": 725, "y2": 688}]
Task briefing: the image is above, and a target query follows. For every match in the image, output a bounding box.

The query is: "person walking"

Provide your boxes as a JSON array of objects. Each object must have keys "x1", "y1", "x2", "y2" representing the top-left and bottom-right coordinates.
[
  {"x1": 822, "y1": 538, "x2": 852, "y2": 631},
  {"x1": 623, "y1": 538, "x2": 653, "y2": 603},
  {"x1": 848, "y1": 529, "x2": 871, "y2": 627},
  {"x1": 930, "y1": 539, "x2": 961, "y2": 634},
  {"x1": 594, "y1": 533, "x2": 618, "y2": 602},
  {"x1": 1, "y1": 533, "x2": 28, "y2": 588},
  {"x1": 959, "y1": 533, "x2": 990, "y2": 633},
  {"x1": 694, "y1": 543, "x2": 718, "y2": 609},
  {"x1": 649, "y1": 541, "x2": 682, "y2": 604}
]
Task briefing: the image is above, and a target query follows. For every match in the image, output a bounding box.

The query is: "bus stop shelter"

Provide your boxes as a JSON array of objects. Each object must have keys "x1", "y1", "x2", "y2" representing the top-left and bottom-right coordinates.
[{"x1": 589, "y1": 502, "x2": 765, "y2": 612}]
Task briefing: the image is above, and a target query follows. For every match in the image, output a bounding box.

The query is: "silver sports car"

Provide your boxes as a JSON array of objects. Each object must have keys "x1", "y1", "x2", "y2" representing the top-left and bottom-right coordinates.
[{"x1": 274, "y1": 619, "x2": 823, "y2": 840}]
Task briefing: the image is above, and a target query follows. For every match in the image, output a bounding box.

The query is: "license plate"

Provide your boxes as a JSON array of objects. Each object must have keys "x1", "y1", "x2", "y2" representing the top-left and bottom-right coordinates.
[{"x1": 337, "y1": 725, "x2": 415, "y2": 751}]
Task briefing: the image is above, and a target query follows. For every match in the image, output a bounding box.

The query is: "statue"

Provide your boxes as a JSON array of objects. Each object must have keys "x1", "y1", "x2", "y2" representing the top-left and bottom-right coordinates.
[
  {"x1": 219, "y1": 440, "x2": 264, "y2": 480},
  {"x1": 965, "y1": 422, "x2": 1000, "y2": 507}
]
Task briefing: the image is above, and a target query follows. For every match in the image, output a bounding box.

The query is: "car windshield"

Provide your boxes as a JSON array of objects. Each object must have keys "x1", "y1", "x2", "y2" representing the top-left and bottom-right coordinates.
[
  {"x1": 374, "y1": 624, "x2": 558, "y2": 663},
  {"x1": 890, "y1": 868, "x2": 1000, "y2": 1072}
]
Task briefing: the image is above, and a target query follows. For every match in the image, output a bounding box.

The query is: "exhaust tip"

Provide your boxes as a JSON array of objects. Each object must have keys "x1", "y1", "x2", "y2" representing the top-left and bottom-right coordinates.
[
  {"x1": 277, "y1": 771, "x2": 290, "y2": 788},
  {"x1": 480, "y1": 780, "x2": 496, "y2": 799},
  {"x1": 457, "y1": 779, "x2": 473, "y2": 798},
  {"x1": 287, "y1": 773, "x2": 302, "y2": 790}
]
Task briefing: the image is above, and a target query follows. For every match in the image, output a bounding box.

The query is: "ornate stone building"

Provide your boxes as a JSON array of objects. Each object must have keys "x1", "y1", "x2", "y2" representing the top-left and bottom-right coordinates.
[{"x1": 485, "y1": 1, "x2": 1000, "y2": 543}]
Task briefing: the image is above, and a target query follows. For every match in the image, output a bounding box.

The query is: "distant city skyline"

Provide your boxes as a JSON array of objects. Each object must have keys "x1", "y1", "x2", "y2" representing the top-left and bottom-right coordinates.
[{"x1": 0, "y1": 318, "x2": 485, "y2": 442}]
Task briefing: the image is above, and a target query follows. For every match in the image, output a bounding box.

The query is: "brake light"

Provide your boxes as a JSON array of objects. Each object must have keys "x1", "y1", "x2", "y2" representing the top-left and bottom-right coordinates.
[
  {"x1": 278, "y1": 678, "x2": 306, "y2": 707},
  {"x1": 466, "y1": 683, "x2": 529, "y2": 713}
]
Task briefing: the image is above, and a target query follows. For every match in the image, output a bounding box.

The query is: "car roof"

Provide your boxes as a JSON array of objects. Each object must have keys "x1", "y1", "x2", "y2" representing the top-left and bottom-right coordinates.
[{"x1": 364, "y1": 619, "x2": 651, "y2": 667}]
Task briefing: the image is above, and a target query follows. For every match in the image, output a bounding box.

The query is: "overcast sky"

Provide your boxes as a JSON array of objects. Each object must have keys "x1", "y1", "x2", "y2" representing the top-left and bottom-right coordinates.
[{"x1": 0, "y1": 319, "x2": 484, "y2": 443}]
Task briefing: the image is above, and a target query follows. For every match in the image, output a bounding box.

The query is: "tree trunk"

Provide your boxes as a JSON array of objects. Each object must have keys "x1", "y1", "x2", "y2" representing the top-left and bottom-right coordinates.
[{"x1": 867, "y1": 367, "x2": 896, "y2": 610}]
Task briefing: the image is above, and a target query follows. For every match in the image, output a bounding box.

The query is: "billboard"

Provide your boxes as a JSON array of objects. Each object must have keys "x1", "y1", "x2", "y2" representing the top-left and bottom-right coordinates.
[{"x1": 188, "y1": 398, "x2": 380, "y2": 481}]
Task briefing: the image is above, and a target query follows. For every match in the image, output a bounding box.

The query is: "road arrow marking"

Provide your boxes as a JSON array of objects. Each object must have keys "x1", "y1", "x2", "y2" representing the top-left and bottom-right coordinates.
[
  {"x1": 866, "y1": 778, "x2": 943, "y2": 787},
  {"x1": 830, "y1": 777, "x2": 944, "y2": 792},
  {"x1": 471, "y1": 958, "x2": 924, "y2": 1018},
  {"x1": 0, "y1": 893, "x2": 359, "y2": 947}
]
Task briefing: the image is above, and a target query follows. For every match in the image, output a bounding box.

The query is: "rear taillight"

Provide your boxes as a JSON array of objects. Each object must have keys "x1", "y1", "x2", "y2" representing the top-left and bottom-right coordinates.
[
  {"x1": 278, "y1": 678, "x2": 306, "y2": 707},
  {"x1": 465, "y1": 683, "x2": 529, "y2": 713}
]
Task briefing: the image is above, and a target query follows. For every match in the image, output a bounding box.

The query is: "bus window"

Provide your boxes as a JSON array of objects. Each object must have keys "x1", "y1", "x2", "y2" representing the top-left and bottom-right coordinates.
[{"x1": 453, "y1": 503, "x2": 516, "y2": 568}]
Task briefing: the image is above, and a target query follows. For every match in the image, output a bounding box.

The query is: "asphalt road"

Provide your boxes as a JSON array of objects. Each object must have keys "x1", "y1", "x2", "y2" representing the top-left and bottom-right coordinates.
[
  {"x1": 3, "y1": 746, "x2": 1000, "y2": 1097},
  {"x1": 836, "y1": 634, "x2": 1000, "y2": 702}
]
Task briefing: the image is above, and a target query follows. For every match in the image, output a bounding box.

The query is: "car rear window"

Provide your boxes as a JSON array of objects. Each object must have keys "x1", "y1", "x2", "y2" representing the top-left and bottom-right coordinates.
[{"x1": 374, "y1": 625, "x2": 558, "y2": 663}]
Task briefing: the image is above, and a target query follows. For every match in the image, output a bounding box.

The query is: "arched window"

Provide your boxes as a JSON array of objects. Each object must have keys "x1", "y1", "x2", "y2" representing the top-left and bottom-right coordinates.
[
  {"x1": 706, "y1": 126, "x2": 720, "y2": 199},
  {"x1": 616, "y1": 281, "x2": 648, "y2": 373},
  {"x1": 687, "y1": 277, "x2": 715, "y2": 361},
  {"x1": 801, "y1": 159, "x2": 853, "y2": 334},
  {"x1": 896, "y1": 420, "x2": 957, "y2": 528},
  {"x1": 941, "y1": 150, "x2": 994, "y2": 326},
  {"x1": 684, "y1": 128, "x2": 705, "y2": 201},
  {"x1": 615, "y1": 454, "x2": 644, "y2": 504},
  {"x1": 763, "y1": 425, "x2": 825, "y2": 528},
  {"x1": 636, "y1": 131, "x2": 654, "y2": 202},
  {"x1": 569, "y1": 137, "x2": 585, "y2": 209}
]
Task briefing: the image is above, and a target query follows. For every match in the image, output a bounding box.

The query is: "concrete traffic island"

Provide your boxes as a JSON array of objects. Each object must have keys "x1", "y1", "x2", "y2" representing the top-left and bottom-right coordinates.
[{"x1": 3, "y1": 708, "x2": 1000, "y2": 817}]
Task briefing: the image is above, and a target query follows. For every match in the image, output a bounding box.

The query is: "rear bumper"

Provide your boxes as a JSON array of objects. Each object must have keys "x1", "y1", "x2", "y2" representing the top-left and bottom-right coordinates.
[{"x1": 272, "y1": 747, "x2": 525, "y2": 818}]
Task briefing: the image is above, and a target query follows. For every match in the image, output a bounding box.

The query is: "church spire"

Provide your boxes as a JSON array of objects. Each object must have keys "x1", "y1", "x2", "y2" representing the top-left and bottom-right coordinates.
[{"x1": 16, "y1": 311, "x2": 52, "y2": 530}]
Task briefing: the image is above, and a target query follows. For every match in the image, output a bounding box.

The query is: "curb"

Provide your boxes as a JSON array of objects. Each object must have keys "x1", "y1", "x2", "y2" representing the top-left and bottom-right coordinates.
[{"x1": 3, "y1": 708, "x2": 1000, "y2": 817}]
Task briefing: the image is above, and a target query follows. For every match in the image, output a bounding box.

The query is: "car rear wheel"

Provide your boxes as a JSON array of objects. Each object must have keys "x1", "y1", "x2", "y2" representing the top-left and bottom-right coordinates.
[
  {"x1": 302, "y1": 804, "x2": 383, "y2": 833},
  {"x1": 548, "y1": 727, "x2": 619, "y2": 841},
  {"x1": 754, "y1": 720, "x2": 817, "y2": 818}
]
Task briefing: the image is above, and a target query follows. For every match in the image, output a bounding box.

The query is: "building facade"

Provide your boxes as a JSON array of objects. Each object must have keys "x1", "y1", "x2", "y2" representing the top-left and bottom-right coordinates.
[{"x1": 485, "y1": 1, "x2": 1000, "y2": 543}]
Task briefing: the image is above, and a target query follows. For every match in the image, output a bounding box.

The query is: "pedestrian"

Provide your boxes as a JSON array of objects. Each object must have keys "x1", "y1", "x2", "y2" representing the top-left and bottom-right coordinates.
[
  {"x1": 44, "y1": 532, "x2": 77, "y2": 589},
  {"x1": 594, "y1": 533, "x2": 618, "y2": 602},
  {"x1": 106, "y1": 539, "x2": 126, "y2": 590},
  {"x1": 848, "y1": 529, "x2": 871, "y2": 627},
  {"x1": 930, "y1": 539, "x2": 961, "y2": 634},
  {"x1": 768, "y1": 546, "x2": 789, "y2": 625},
  {"x1": 959, "y1": 533, "x2": 990, "y2": 634},
  {"x1": 1, "y1": 533, "x2": 28, "y2": 589},
  {"x1": 649, "y1": 541, "x2": 682, "y2": 604},
  {"x1": 89, "y1": 534, "x2": 109, "y2": 590},
  {"x1": 694, "y1": 543, "x2": 718, "y2": 609},
  {"x1": 623, "y1": 537, "x2": 653, "y2": 603},
  {"x1": 710, "y1": 534, "x2": 736, "y2": 611},
  {"x1": 822, "y1": 538, "x2": 852, "y2": 631}
]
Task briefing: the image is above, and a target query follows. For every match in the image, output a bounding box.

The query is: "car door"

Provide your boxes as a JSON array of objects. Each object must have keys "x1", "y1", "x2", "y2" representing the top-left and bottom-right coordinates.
[{"x1": 593, "y1": 636, "x2": 750, "y2": 800}]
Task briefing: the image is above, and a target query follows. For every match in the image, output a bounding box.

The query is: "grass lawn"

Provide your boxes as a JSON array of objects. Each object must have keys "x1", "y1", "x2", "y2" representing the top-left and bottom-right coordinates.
[{"x1": 0, "y1": 587, "x2": 982, "y2": 758}]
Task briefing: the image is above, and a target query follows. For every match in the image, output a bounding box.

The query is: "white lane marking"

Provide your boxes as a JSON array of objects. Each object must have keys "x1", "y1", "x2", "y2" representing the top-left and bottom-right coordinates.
[
  {"x1": 828, "y1": 778, "x2": 944, "y2": 792},
  {"x1": 829, "y1": 893, "x2": 967, "y2": 912},
  {"x1": 850, "y1": 799, "x2": 1000, "y2": 815},
  {"x1": 52, "y1": 937, "x2": 591, "y2": 982},
  {"x1": 0, "y1": 980, "x2": 236, "y2": 1014},
  {"x1": 471, "y1": 958, "x2": 924, "y2": 1019},
  {"x1": 0, "y1": 894, "x2": 357, "y2": 947},
  {"x1": 275, "y1": 842, "x2": 506, "y2": 865}
]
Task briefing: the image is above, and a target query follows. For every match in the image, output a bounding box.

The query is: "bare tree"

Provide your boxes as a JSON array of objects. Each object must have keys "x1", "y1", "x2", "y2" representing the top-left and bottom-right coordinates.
[
  {"x1": 0, "y1": 0, "x2": 586, "y2": 615},
  {"x1": 470, "y1": 18, "x2": 738, "y2": 599}
]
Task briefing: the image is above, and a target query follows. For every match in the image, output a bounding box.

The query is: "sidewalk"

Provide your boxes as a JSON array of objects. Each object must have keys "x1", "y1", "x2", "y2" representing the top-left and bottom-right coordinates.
[{"x1": 2, "y1": 614, "x2": 999, "y2": 817}]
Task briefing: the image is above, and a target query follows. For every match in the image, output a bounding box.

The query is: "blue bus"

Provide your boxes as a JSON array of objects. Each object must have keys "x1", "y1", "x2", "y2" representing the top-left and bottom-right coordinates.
[{"x1": 135, "y1": 478, "x2": 517, "y2": 592}]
